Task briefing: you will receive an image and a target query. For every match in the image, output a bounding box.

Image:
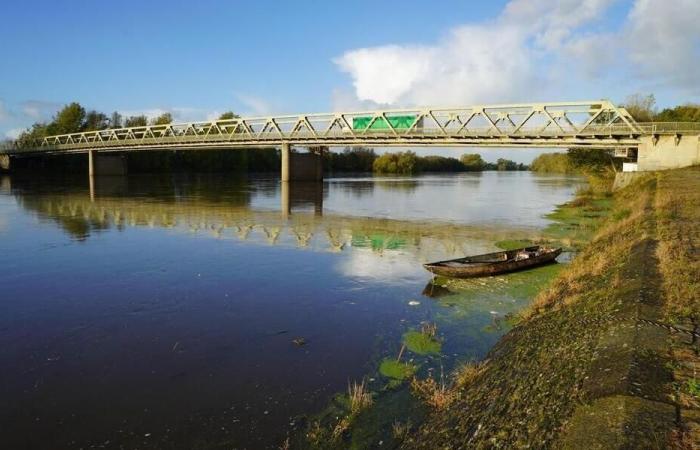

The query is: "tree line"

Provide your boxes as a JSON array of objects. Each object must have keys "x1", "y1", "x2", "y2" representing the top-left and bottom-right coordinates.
[
  {"x1": 622, "y1": 94, "x2": 700, "y2": 122},
  {"x1": 16, "y1": 102, "x2": 239, "y2": 146},
  {"x1": 325, "y1": 148, "x2": 528, "y2": 174}
]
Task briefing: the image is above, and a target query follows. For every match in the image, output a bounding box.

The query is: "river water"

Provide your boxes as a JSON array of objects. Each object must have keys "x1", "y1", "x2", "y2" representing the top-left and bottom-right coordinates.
[{"x1": 0, "y1": 172, "x2": 583, "y2": 449}]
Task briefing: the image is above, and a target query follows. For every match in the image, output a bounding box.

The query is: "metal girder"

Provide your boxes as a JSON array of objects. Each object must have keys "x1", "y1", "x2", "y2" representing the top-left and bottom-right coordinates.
[{"x1": 2, "y1": 100, "x2": 699, "y2": 155}]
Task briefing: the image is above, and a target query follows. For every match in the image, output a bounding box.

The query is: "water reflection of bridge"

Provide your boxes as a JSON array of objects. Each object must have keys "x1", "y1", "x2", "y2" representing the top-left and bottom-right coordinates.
[{"x1": 7, "y1": 175, "x2": 540, "y2": 260}]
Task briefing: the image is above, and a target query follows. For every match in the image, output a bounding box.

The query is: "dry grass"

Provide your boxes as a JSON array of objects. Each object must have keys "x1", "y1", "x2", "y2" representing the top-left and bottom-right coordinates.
[
  {"x1": 348, "y1": 379, "x2": 373, "y2": 416},
  {"x1": 411, "y1": 374, "x2": 457, "y2": 410},
  {"x1": 392, "y1": 420, "x2": 412, "y2": 441},
  {"x1": 420, "y1": 322, "x2": 437, "y2": 338},
  {"x1": 655, "y1": 170, "x2": 700, "y2": 323},
  {"x1": 331, "y1": 416, "x2": 352, "y2": 440},
  {"x1": 523, "y1": 182, "x2": 654, "y2": 320},
  {"x1": 453, "y1": 361, "x2": 486, "y2": 388}
]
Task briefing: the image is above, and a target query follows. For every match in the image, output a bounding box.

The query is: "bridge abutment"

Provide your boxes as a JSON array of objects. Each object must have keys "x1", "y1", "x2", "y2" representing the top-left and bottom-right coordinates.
[
  {"x1": 636, "y1": 135, "x2": 700, "y2": 171},
  {"x1": 88, "y1": 151, "x2": 128, "y2": 176},
  {"x1": 280, "y1": 144, "x2": 324, "y2": 182}
]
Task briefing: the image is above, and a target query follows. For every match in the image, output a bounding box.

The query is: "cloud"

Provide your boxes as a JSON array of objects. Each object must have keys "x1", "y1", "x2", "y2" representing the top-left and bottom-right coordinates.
[
  {"x1": 5, "y1": 128, "x2": 24, "y2": 139},
  {"x1": 235, "y1": 94, "x2": 274, "y2": 116},
  {"x1": 334, "y1": 0, "x2": 700, "y2": 107},
  {"x1": 624, "y1": 0, "x2": 700, "y2": 95},
  {"x1": 20, "y1": 100, "x2": 61, "y2": 121}
]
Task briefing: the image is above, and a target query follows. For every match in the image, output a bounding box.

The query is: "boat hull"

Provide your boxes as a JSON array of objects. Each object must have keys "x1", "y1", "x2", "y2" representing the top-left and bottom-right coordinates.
[{"x1": 423, "y1": 247, "x2": 562, "y2": 279}]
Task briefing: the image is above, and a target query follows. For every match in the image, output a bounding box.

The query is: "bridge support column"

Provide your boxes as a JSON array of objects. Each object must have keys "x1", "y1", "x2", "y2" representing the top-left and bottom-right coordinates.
[
  {"x1": 88, "y1": 151, "x2": 128, "y2": 176},
  {"x1": 0, "y1": 154, "x2": 11, "y2": 173},
  {"x1": 280, "y1": 144, "x2": 323, "y2": 182}
]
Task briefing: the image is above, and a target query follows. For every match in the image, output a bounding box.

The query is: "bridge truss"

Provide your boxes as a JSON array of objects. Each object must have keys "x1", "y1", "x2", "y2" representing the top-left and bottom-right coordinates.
[{"x1": 1, "y1": 100, "x2": 660, "y2": 154}]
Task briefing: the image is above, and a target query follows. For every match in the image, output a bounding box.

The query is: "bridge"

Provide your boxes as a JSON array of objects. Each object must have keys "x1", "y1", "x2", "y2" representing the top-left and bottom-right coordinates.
[{"x1": 1, "y1": 100, "x2": 699, "y2": 177}]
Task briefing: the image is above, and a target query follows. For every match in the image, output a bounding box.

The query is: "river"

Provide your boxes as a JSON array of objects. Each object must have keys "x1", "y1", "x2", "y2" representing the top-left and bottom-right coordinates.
[{"x1": 0, "y1": 171, "x2": 583, "y2": 449}]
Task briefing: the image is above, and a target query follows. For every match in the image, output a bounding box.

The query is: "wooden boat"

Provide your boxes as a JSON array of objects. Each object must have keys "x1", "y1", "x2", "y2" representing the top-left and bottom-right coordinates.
[{"x1": 423, "y1": 245, "x2": 562, "y2": 279}]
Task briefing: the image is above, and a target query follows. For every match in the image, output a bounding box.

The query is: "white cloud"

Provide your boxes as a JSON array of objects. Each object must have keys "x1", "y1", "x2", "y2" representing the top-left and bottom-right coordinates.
[
  {"x1": 624, "y1": 0, "x2": 700, "y2": 94},
  {"x1": 5, "y1": 128, "x2": 23, "y2": 139},
  {"x1": 235, "y1": 94, "x2": 274, "y2": 116},
  {"x1": 334, "y1": 0, "x2": 700, "y2": 107},
  {"x1": 20, "y1": 100, "x2": 61, "y2": 121}
]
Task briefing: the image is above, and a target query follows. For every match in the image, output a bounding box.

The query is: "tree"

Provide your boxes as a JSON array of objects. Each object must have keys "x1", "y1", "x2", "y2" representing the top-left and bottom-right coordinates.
[
  {"x1": 152, "y1": 113, "x2": 173, "y2": 125},
  {"x1": 622, "y1": 94, "x2": 656, "y2": 122},
  {"x1": 83, "y1": 110, "x2": 109, "y2": 131},
  {"x1": 124, "y1": 115, "x2": 148, "y2": 127},
  {"x1": 51, "y1": 102, "x2": 86, "y2": 134},
  {"x1": 109, "y1": 111, "x2": 123, "y2": 129},
  {"x1": 218, "y1": 111, "x2": 240, "y2": 120},
  {"x1": 460, "y1": 153, "x2": 486, "y2": 171},
  {"x1": 655, "y1": 104, "x2": 700, "y2": 122},
  {"x1": 373, "y1": 151, "x2": 419, "y2": 174},
  {"x1": 496, "y1": 158, "x2": 519, "y2": 171}
]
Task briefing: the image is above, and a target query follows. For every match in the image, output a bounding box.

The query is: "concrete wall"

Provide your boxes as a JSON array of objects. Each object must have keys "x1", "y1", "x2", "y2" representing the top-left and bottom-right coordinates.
[{"x1": 637, "y1": 134, "x2": 700, "y2": 171}]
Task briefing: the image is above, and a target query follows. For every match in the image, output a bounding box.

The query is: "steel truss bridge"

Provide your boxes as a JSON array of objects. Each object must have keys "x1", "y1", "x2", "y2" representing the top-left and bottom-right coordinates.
[{"x1": 4, "y1": 100, "x2": 698, "y2": 155}]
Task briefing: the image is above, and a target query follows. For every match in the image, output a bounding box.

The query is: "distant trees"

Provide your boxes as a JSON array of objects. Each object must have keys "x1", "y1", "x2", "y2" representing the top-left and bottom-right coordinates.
[
  {"x1": 460, "y1": 153, "x2": 487, "y2": 171},
  {"x1": 622, "y1": 94, "x2": 657, "y2": 122},
  {"x1": 124, "y1": 115, "x2": 148, "y2": 127},
  {"x1": 622, "y1": 94, "x2": 700, "y2": 123},
  {"x1": 373, "y1": 151, "x2": 419, "y2": 174},
  {"x1": 218, "y1": 111, "x2": 240, "y2": 120},
  {"x1": 151, "y1": 113, "x2": 173, "y2": 125},
  {"x1": 368, "y1": 150, "x2": 526, "y2": 174},
  {"x1": 530, "y1": 153, "x2": 575, "y2": 173},
  {"x1": 324, "y1": 147, "x2": 377, "y2": 172},
  {"x1": 655, "y1": 104, "x2": 700, "y2": 122}
]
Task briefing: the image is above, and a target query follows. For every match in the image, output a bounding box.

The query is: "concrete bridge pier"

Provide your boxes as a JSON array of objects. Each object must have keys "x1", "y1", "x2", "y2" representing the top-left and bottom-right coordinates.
[
  {"x1": 280, "y1": 143, "x2": 324, "y2": 182},
  {"x1": 88, "y1": 150, "x2": 128, "y2": 177}
]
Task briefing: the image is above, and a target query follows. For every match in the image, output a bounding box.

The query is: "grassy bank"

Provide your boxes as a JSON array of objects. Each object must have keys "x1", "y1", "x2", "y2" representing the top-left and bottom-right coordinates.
[{"x1": 405, "y1": 166, "x2": 700, "y2": 448}]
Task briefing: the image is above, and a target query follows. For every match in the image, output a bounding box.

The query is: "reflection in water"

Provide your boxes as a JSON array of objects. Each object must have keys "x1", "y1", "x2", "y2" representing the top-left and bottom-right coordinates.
[{"x1": 0, "y1": 172, "x2": 582, "y2": 449}]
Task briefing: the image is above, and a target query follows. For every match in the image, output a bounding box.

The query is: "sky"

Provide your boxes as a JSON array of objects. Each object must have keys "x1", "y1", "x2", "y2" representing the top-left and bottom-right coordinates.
[{"x1": 0, "y1": 0, "x2": 698, "y2": 162}]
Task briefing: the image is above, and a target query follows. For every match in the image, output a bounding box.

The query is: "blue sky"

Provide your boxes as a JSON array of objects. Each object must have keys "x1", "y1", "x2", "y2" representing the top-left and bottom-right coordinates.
[{"x1": 1, "y1": 0, "x2": 698, "y2": 162}]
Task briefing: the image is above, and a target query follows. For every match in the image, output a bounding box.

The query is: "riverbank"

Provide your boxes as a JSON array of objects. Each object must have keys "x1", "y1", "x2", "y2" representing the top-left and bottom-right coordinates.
[{"x1": 406, "y1": 166, "x2": 700, "y2": 448}]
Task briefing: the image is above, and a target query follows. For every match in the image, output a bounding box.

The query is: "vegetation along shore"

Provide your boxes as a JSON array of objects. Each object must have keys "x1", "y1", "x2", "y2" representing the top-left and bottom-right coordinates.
[{"x1": 292, "y1": 166, "x2": 699, "y2": 449}]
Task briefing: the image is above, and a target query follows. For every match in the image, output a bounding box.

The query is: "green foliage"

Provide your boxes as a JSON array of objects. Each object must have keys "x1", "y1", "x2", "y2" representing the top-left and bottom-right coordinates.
[
  {"x1": 379, "y1": 359, "x2": 416, "y2": 381},
  {"x1": 494, "y1": 158, "x2": 528, "y2": 171},
  {"x1": 418, "y1": 155, "x2": 465, "y2": 172},
  {"x1": 324, "y1": 147, "x2": 377, "y2": 172},
  {"x1": 655, "y1": 104, "x2": 700, "y2": 122},
  {"x1": 530, "y1": 153, "x2": 576, "y2": 173},
  {"x1": 460, "y1": 153, "x2": 486, "y2": 171},
  {"x1": 402, "y1": 330, "x2": 442, "y2": 355},
  {"x1": 151, "y1": 112, "x2": 173, "y2": 125},
  {"x1": 218, "y1": 111, "x2": 240, "y2": 120},
  {"x1": 567, "y1": 148, "x2": 618, "y2": 173},
  {"x1": 687, "y1": 379, "x2": 700, "y2": 398},
  {"x1": 124, "y1": 115, "x2": 148, "y2": 127},
  {"x1": 83, "y1": 110, "x2": 109, "y2": 131},
  {"x1": 373, "y1": 151, "x2": 419, "y2": 174}
]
